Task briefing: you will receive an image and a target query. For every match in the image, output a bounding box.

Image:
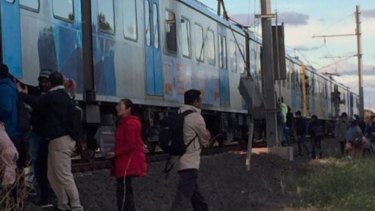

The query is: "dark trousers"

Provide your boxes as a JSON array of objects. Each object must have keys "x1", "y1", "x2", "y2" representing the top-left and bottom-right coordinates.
[
  {"x1": 116, "y1": 177, "x2": 135, "y2": 211},
  {"x1": 311, "y1": 136, "x2": 322, "y2": 159},
  {"x1": 339, "y1": 141, "x2": 346, "y2": 155},
  {"x1": 29, "y1": 132, "x2": 53, "y2": 202},
  {"x1": 10, "y1": 135, "x2": 28, "y2": 168},
  {"x1": 296, "y1": 135, "x2": 309, "y2": 155},
  {"x1": 172, "y1": 169, "x2": 208, "y2": 211}
]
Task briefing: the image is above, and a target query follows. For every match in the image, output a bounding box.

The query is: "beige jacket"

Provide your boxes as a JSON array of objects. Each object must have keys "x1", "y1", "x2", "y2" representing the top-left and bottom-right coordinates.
[
  {"x1": 0, "y1": 123, "x2": 18, "y2": 186},
  {"x1": 177, "y1": 105, "x2": 210, "y2": 170}
]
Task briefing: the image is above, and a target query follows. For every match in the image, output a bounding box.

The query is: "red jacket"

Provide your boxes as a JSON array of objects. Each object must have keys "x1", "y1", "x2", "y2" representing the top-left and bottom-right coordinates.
[{"x1": 113, "y1": 115, "x2": 147, "y2": 178}]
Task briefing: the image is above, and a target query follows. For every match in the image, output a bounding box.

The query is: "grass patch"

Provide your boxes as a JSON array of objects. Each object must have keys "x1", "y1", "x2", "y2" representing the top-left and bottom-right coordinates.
[{"x1": 287, "y1": 158, "x2": 375, "y2": 211}]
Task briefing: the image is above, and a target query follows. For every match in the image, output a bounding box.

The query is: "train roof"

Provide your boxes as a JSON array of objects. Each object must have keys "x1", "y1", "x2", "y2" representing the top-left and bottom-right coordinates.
[{"x1": 179, "y1": 0, "x2": 249, "y2": 35}]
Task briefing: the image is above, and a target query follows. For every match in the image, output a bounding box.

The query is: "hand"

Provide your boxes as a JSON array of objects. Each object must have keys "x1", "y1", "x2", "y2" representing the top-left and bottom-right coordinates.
[
  {"x1": 105, "y1": 151, "x2": 115, "y2": 159},
  {"x1": 16, "y1": 82, "x2": 28, "y2": 94}
]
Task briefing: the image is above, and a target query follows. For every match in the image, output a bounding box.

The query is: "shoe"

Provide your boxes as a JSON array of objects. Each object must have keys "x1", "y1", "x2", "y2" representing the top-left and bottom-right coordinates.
[{"x1": 36, "y1": 200, "x2": 53, "y2": 209}]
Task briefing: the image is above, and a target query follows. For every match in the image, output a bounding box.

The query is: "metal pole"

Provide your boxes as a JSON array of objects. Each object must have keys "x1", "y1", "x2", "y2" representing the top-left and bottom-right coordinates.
[
  {"x1": 356, "y1": 5, "x2": 364, "y2": 119},
  {"x1": 260, "y1": 0, "x2": 278, "y2": 147}
]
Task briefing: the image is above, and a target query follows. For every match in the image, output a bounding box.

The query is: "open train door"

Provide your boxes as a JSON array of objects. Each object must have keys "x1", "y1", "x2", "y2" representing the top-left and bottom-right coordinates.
[
  {"x1": 1, "y1": 0, "x2": 22, "y2": 78},
  {"x1": 144, "y1": 0, "x2": 163, "y2": 96}
]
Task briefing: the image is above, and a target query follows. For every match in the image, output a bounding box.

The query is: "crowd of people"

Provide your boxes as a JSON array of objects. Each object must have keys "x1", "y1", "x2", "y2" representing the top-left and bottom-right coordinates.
[
  {"x1": 0, "y1": 64, "x2": 211, "y2": 211},
  {"x1": 2, "y1": 60, "x2": 375, "y2": 211}
]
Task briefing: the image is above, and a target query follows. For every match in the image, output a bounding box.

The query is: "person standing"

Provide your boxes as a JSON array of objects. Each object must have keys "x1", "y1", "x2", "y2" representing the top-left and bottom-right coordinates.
[
  {"x1": 335, "y1": 112, "x2": 349, "y2": 155},
  {"x1": 0, "y1": 64, "x2": 26, "y2": 168},
  {"x1": 23, "y1": 69, "x2": 54, "y2": 207},
  {"x1": 172, "y1": 89, "x2": 211, "y2": 211},
  {"x1": 308, "y1": 115, "x2": 324, "y2": 159},
  {"x1": 18, "y1": 71, "x2": 83, "y2": 211},
  {"x1": 106, "y1": 99, "x2": 147, "y2": 211},
  {"x1": 293, "y1": 111, "x2": 309, "y2": 156}
]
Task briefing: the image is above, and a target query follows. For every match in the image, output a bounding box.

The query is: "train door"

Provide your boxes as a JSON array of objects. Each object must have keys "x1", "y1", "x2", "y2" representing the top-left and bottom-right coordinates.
[
  {"x1": 218, "y1": 25, "x2": 229, "y2": 106},
  {"x1": 1, "y1": 0, "x2": 22, "y2": 77},
  {"x1": 144, "y1": 0, "x2": 163, "y2": 96}
]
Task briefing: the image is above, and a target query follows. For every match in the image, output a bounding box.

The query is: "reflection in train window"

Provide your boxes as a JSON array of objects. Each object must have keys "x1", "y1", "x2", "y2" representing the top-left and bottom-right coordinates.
[
  {"x1": 229, "y1": 41, "x2": 237, "y2": 72},
  {"x1": 219, "y1": 35, "x2": 227, "y2": 69},
  {"x1": 5, "y1": 0, "x2": 14, "y2": 3},
  {"x1": 98, "y1": 0, "x2": 115, "y2": 33},
  {"x1": 181, "y1": 18, "x2": 191, "y2": 58},
  {"x1": 124, "y1": 0, "x2": 137, "y2": 40},
  {"x1": 153, "y1": 3, "x2": 159, "y2": 48},
  {"x1": 238, "y1": 44, "x2": 245, "y2": 73},
  {"x1": 207, "y1": 29, "x2": 215, "y2": 65},
  {"x1": 144, "y1": 0, "x2": 150, "y2": 46},
  {"x1": 53, "y1": 0, "x2": 74, "y2": 22},
  {"x1": 194, "y1": 24, "x2": 204, "y2": 62},
  {"x1": 20, "y1": 0, "x2": 39, "y2": 11},
  {"x1": 165, "y1": 10, "x2": 177, "y2": 53}
]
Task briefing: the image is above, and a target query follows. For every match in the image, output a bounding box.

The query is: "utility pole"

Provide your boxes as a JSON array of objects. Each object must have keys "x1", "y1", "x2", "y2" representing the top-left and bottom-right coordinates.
[
  {"x1": 259, "y1": 0, "x2": 279, "y2": 147},
  {"x1": 312, "y1": 5, "x2": 364, "y2": 119},
  {"x1": 356, "y1": 5, "x2": 364, "y2": 119}
]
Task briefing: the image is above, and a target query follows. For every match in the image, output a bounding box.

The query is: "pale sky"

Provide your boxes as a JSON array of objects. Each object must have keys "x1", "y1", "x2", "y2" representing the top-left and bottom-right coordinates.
[{"x1": 199, "y1": 0, "x2": 375, "y2": 110}]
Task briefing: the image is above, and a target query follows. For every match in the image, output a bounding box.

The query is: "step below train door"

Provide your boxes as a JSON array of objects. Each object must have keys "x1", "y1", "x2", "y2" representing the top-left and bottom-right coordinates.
[
  {"x1": 218, "y1": 24, "x2": 229, "y2": 106},
  {"x1": 144, "y1": 0, "x2": 163, "y2": 96},
  {"x1": 1, "y1": 0, "x2": 22, "y2": 77}
]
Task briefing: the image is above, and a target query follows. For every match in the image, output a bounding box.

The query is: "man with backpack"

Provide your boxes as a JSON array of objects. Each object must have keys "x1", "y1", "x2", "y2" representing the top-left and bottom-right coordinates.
[{"x1": 171, "y1": 89, "x2": 211, "y2": 211}]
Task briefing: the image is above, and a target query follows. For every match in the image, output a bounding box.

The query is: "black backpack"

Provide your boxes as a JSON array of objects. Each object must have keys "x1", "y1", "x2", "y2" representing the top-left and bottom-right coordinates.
[{"x1": 159, "y1": 110, "x2": 195, "y2": 156}]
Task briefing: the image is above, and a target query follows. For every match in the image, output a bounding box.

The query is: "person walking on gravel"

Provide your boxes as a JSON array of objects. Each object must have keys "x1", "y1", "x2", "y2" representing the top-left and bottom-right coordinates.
[{"x1": 172, "y1": 89, "x2": 211, "y2": 211}]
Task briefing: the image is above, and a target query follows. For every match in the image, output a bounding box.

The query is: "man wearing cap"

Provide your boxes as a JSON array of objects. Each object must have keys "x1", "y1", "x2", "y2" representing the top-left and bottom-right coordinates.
[{"x1": 23, "y1": 68, "x2": 54, "y2": 208}]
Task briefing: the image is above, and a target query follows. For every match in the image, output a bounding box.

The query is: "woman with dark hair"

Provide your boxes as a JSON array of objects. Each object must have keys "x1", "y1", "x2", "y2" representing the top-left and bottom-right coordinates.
[{"x1": 106, "y1": 99, "x2": 147, "y2": 211}]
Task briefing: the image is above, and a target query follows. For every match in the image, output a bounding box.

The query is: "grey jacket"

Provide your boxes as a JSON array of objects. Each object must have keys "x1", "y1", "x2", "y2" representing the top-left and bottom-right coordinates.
[
  {"x1": 335, "y1": 119, "x2": 349, "y2": 141},
  {"x1": 177, "y1": 105, "x2": 210, "y2": 170}
]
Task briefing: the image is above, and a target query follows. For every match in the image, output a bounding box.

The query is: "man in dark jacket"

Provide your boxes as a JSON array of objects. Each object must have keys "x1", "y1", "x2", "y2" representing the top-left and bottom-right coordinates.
[
  {"x1": 24, "y1": 69, "x2": 54, "y2": 207},
  {"x1": 19, "y1": 71, "x2": 83, "y2": 211},
  {"x1": 293, "y1": 110, "x2": 309, "y2": 156}
]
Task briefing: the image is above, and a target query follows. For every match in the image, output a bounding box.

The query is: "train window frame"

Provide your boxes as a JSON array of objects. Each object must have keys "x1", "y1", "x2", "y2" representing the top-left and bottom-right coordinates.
[
  {"x1": 165, "y1": 10, "x2": 177, "y2": 54},
  {"x1": 206, "y1": 29, "x2": 215, "y2": 66},
  {"x1": 194, "y1": 23, "x2": 204, "y2": 62},
  {"x1": 124, "y1": 0, "x2": 138, "y2": 41},
  {"x1": 20, "y1": 0, "x2": 39, "y2": 12},
  {"x1": 52, "y1": 0, "x2": 74, "y2": 23},
  {"x1": 98, "y1": 0, "x2": 115, "y2": 34},
  {"x1": 219, "y1": 34, "x2": 227, "y2": 69},
  {"x1": 181, "y1": 17, "x2": 191, "y2": 58},
  {"x1": 229, "y1": 40, "x2": 237, "y2": 73}
]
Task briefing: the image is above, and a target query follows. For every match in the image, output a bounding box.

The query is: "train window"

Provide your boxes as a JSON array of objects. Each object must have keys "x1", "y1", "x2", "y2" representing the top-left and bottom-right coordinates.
[
  {"x1": 238, "y1": 44, "x2": 245, "y2": 74},
  {"x1": 124, "y1": 0, "x2": 137, "y2": 41},
  {"x1": 144, "y1": 1, "x2": 151, "y2": 46},
  {"x1": 219, "y1": 35, "x2": 227, "y2": 69},
  {"x1": 194, "y1": 24, "x2": 204, "y2": 62},
  {"x1": 153, "y1": 3, "x2": 159, "y2": 48},
  {"x1": 20, "y1": 0, "x2": 39, "y2": 12},
  {"x1": 165, "y1": 10, "x2": 177, "y2": 53},
  {"x1": 53, "y1": 0, "x2": 74, "y2": 22},
  {"x1": 207, "y1": 29, "x2": 215, "y2": 65},
  {"x1": 5, "y1": 0, "x2": 14, "y2": 3},
  {"x1": 181, "y1": 18, "x2": 191, "y2": 58},
  {"x1": 229, "y1": 41, "x2": 237, "y2": 72},
  {"x1": 98, "y1": 0, "x2": 115, "y2": 34}
]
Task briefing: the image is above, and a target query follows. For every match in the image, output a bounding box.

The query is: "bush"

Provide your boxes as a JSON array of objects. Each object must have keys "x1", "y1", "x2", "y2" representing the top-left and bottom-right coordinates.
[{"x1": 288, "y1": 158, "x2": 375, "y2": 210}]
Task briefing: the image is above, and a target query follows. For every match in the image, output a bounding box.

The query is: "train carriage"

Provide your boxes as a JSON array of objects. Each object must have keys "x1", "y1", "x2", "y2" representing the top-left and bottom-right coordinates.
[{"x1": 0, "y1": 0, "x2": 359, "y2": 151}]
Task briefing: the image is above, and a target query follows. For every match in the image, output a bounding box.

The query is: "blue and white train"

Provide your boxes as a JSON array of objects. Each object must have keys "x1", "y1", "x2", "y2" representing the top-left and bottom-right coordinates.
[{"x1": 0, "y1": 0, "x2": 359, "y2": 150}]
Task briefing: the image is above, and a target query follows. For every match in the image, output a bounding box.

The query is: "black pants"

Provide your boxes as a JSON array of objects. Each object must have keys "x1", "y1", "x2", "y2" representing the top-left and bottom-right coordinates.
[
  {"x1": 172, "y1": 169, "x2": 208, "y2": 211},
  {"x1": 34, "y1": 139, "x2": 52, "y2": 202},
  {"x1": 116, "y1": 177, "x2": 135, "y2": 211},
  {"x1": 11, "y1": 135, "x2": 28, "y2": 168}
]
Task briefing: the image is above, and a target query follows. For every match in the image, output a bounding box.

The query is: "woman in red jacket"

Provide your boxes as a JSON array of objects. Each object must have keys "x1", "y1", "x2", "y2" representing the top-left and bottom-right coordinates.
[{"x1": 106, "y1": 99, "x2": 147, "y2": 211}]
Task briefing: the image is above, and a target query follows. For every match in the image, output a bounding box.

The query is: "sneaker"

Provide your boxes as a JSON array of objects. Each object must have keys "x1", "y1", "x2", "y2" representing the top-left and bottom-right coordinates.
[{"x1": 36, "y1": 200, "x2": 53, "y2": 208}]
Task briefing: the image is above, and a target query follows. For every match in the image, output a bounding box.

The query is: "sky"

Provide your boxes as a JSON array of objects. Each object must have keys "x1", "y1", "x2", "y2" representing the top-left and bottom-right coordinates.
[{"x1": 199, "y1": 0, "x2": 375, "y2": 111}]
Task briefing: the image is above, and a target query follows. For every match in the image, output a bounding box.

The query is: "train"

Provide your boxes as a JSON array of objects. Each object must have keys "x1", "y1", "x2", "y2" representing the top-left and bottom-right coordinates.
[{"x1": 0, "y1": 0, "x2": 359, "y2": 153}]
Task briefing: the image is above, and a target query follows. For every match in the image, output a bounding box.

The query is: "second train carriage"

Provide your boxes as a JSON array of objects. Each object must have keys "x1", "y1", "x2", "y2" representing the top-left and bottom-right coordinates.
[{"x1": 0, "y1": 0, "x2": 359, "y2": 151}]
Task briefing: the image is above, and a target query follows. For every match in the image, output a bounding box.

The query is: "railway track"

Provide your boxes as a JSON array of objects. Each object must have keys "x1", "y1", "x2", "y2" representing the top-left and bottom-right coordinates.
[{"x1": 72, "y1": 145, "x2": 247, "y2": 173}]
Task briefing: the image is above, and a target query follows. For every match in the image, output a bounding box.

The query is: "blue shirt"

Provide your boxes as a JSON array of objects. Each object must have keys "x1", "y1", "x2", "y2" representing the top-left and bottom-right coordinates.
[{"x1": 0, "y1": 77, "x2": 21, "y2": 138}]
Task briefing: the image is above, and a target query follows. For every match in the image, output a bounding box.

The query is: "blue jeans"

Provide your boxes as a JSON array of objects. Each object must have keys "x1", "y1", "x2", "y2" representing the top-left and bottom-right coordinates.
[{"x1": 28, "y1": 132, "x2": 52, "y2": 202}]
